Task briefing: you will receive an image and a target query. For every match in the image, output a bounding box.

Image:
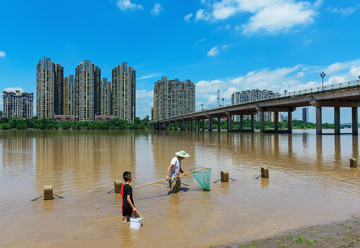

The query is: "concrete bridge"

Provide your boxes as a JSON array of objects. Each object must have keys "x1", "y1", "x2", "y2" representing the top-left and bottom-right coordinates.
[{"x1": 151, "y1": 80, "x2": 360, "y2": 135}]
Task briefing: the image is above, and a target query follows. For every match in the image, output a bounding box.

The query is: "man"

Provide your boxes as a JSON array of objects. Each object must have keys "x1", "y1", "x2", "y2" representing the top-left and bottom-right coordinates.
[{"x1": 166, "y1": 150, "x2": 189, "y2": 193}]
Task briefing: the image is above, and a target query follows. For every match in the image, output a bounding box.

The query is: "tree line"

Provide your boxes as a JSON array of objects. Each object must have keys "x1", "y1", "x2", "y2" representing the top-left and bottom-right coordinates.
[
  {"x1": 0, "y1": 116, "x2": 151, "y2": 130},
  {"x1": 0, "y1": 116, "x2": 342, "y2": 131}
]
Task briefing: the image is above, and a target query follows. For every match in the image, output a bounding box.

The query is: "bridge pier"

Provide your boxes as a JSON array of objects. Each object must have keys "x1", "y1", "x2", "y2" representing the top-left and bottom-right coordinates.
[
  {"x1": 260, "y1": 110, "x2": 265, "y2": 132},
  {"x1": 334, "y1": 107, "x2": 340, "y2": 135},
  {"x1": 274, "y1": 112, "x2": 279, "y2": 131},
  {"x1": 208, "y1": 118, "x2": 213, "y2": 132},
  {"x1": 218, "y1": 117, "x2": 221, "y2": 132},
  {"x1": 288, "y1": 110, "x2": 292, "y2": 133},
  {"x1": 251, "y1": 114, "x2": 254, "y2": 131},
  {"x1": 352, "y1": 107, "x2": 358, "y2": 136},
  {"x1": 240, "y1": 115, "x2": 244, "y2": 131},
  {"x1": 181, "y1": 120, "x2": 185, "y2": 131},
  {"x1": 316, "y1": 106, "x2": 322, "y2": 135},
  {"x1": 227, "y1": 115, "x2": 232, "y2": 131}
]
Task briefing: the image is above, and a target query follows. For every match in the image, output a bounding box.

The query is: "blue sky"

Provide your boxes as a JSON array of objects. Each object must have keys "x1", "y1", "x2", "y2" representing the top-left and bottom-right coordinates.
[{"x1": 1, "y1": 0, "x2": 360, "y2": 123}]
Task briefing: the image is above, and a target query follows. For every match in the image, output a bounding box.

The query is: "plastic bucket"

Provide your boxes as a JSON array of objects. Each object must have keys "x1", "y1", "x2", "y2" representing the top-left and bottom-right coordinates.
[{"x1": 130, "y1": 217, "x2": 142, "y2": 229}]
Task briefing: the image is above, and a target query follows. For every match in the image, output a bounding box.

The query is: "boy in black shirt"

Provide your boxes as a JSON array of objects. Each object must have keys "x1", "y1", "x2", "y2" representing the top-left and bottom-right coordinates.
[{"x1": 121, "y1": 171, "x2": 139, "y2": 222}]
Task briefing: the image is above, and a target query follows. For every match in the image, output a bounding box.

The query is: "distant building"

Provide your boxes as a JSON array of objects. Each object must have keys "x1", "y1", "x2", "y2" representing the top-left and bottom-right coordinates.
[
  {"x1": 3, "y1": 90, "x2": 34, "y2": 118},
  {"x1": 75, "y1": 60, "x2": 101, "y2": 121},
  {"x1": 152, "y1": 77, "x2": 195, "y2": 120},
  {"x1": 231, "y1": 89, "x2": 280, "y2": 122},
  {"x1": 112, "y1": 63, "x2": 136, "y2": 121},
  {"x1": 302, "y1": 107, "x2": 309, "y2": 122},
  {"x1": 100, "y1": 78, "x2": 112, "y2": 116},
  {"x1": 36, "y1": 57, "x2": 63, "y2": 119},
  {"x1": 64, "y1": 74, "x2": 75, "y2": 116}
]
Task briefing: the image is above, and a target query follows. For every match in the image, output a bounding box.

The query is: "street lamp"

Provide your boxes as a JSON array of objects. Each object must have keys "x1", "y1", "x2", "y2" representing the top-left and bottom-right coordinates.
[
  {"x1": 201, "y1": 104, "x2": 203, "y2": 111},
  {"x1": 320, "y1": 72, "x2": 326, "y2": 91}
]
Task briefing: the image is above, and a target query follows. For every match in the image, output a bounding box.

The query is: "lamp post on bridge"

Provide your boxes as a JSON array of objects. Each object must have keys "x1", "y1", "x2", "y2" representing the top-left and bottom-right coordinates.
[{"x1": 320, "y1": 72, "x2": 326, "y2": 91}]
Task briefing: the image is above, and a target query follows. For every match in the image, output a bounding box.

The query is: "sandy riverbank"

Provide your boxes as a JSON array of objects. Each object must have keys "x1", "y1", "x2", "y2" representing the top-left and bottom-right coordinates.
[{"x1": 216, "y1": 217, "x2": 360, "y2": 248}]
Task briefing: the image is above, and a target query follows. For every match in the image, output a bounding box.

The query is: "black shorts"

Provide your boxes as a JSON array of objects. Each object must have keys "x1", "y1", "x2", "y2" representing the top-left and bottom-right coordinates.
[{"x1": 123, "y1": 207, "x2": 132, "y2": 217}]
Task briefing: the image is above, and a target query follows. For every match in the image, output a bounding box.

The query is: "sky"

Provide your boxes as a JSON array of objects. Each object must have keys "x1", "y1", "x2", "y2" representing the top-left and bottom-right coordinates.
[{"x1": 1, "y1": 0, "x2": 360, "y2": 123}]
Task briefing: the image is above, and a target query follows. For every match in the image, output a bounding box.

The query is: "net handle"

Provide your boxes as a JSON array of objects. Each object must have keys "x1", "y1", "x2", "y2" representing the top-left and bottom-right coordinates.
[{"x1": 134, "y1": 167, "x2": 209, "y2": 189}]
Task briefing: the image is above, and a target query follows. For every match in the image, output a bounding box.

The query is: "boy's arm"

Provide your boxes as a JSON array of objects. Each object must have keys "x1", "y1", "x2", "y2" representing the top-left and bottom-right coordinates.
[{"x1": 127, "y1": 195, "x2": 137, "y2": 213}]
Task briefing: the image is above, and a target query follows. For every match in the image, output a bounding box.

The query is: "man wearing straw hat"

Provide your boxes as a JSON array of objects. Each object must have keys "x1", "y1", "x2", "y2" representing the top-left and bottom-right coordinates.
[{"x1": 166, "y1": 150, "x2": 189, "y2": 193}]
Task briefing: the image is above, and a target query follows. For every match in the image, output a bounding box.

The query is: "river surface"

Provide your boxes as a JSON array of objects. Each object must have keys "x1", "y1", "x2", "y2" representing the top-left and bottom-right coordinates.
[{"x1": 1, "y1": 129, "x2": 360, "y2": 248}]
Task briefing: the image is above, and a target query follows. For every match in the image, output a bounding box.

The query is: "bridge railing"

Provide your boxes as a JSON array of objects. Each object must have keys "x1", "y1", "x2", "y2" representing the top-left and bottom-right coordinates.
[
  {"x1": 158, "y1": 80, "x2": 360, "y2": 120},
  {"x1": 279, "y1": 80, "x2": 360, "y2": 98}
]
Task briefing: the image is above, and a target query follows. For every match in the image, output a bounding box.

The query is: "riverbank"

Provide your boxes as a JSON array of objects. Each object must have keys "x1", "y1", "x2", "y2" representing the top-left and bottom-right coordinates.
[{"x1": 216, "y1": 217, "x2": 360, "y2": 248}]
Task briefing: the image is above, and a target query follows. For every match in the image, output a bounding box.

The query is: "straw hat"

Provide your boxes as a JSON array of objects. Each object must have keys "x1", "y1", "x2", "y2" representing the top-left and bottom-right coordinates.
[{"x1": 175, "y1": 150, "x2": 190, "y2": 158}]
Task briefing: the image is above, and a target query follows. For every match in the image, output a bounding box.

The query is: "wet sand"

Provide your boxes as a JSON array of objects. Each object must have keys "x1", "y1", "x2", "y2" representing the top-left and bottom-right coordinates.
[{"x1": 217, "y1": 217, "x2": 360, "y2": 248}]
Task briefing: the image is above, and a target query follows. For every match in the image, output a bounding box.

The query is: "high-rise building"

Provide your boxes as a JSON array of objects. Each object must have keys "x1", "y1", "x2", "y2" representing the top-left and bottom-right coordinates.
[
  {"x1": 54, "y1": 64, "x2": 64, "y2": 115},
  {"x1": 75, "y1": 60, "x2": 101, "y2": 121},
  {"x1": 100, "y1": 78, "x2": 112, "y2": 116},
  {"x1": 112, "y1": 62, "x2": 136, "y2": 121},
  {"x1": 302, "y1": 107, "x2": 309, "y2": 122},
  {"x1": 36, "y1": 57, "x2": 64, "y2": 119},
  {"x1": 64, "y1": 74, "x2": 75, "y2": 116},
  {"x1": 231, "y1": 89, "x2": 280, "y2": 121},
  {"x1": 2, "y1": 90, "x2": 34, "y2": 118},
  {"x1": 152, "y1": 77, "x2": 195, "y2": 120}
]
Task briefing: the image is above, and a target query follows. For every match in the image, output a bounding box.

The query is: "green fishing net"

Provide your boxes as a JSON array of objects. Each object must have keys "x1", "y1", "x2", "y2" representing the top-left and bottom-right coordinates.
[{"x1": 190, "y1": 167, "x2": 212, "y2": 191}]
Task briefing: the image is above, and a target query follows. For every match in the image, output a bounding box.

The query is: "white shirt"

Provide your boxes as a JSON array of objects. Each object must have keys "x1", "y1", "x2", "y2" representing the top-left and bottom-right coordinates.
[{"x1": 169, "y1": 157, "x2": 181, "y2": 178}]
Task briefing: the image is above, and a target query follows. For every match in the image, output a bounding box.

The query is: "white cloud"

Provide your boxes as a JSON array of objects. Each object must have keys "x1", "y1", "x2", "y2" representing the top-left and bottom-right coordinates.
[
  {"x1": 3, "y1": 87, "x2": 24, "y2": 92},
  {"x1": 0, "y1": 50, "x2": 6, "y2": 58},
  {"x1": 117, "y1": 0, "x2": 143, "y2": 11},
  {"x1": 184, "y1": 13, "x2": 193, "y2": 22},
  {"x1": 207, "y1": 44, "x2": 229, "y2": 57},
  {"x1": 151, "y1": 3, "x2": 163, "y2": 16},
  {"x1": 195, "y1": 0, "x2": 319, "y2": 35},
  {"x1": 195, "y1": 9, "x2": 211, "y2": 21},
  {"x1": 207, "y1": 46, "x2": 220, "y2": 57},
  {"x1": 349, "y1": 66, "x2": 360, "y2": 78},
  {"x1": 242, "y1": 2, "x2": 316, "y2": 35},
  {"x1": 137, "y1": 73, "x2": 162, "y2": 80},
  {"x1": 331, "y1": 6, "x2": 358, "y2": 16}
]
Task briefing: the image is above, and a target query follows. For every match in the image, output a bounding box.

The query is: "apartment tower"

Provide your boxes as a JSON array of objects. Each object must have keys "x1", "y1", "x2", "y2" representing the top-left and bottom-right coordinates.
[
  {"x1": 64, "y1": 74, "x2": 75, "y2": 116},
  {"x1": 75, "y1": 60, "x2": 101, "y2": 121},
  {"x1": 100, "y1": 78, "x2": 112, "y2": 116},
  {"x1": 152, "y1": 77, "x2": 195, "y2": 120},
  {"x1": 36, "y1": 57, "x2": 63, "y2": 119},
  {"x1": 112, "y1": 62, "x2": 136, "y2": 121}
]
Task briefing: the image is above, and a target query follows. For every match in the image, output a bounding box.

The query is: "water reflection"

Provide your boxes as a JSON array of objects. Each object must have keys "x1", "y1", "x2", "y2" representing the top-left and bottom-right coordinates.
[{"x1": 34, "y1": 131, "x2": 136, "y2": 193}]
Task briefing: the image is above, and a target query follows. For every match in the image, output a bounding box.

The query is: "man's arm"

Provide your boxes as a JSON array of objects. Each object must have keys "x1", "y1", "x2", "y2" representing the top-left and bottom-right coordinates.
[{"x1": 166, "y1": 163, "x2": 174, "y2": 180}]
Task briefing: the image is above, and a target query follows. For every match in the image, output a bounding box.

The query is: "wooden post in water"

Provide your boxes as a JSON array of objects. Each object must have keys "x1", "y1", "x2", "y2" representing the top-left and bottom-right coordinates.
[
  {"x1": 221, "y1": 171, "x2": 229, "y2": 182},
  {"x1": 114, "y1": 180, "x2": 123, "y2": 193},
  {"x1": 261, "y1": 167, "x2": 269, "y2": 178},
  {"x1": 350, "y1": 158, "x2": 358, "y2": 168},
  {"x1": 44, "y1": 185, "x2": 53, "y2": 200}
]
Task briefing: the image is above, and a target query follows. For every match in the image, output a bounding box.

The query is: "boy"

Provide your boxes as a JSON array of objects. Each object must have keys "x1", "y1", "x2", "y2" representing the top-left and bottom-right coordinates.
[{"x1": 121, "y1": 171, "x2": 140, "y2": 222}]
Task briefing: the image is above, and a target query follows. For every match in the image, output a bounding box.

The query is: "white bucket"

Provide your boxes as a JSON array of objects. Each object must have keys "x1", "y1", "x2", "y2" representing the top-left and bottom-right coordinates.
[{"x1": 130, "y1": 217, "x2": 142, "y2": 229}]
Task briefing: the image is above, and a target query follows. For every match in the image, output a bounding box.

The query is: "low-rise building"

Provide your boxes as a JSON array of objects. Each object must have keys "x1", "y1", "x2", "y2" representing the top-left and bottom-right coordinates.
[{"x1": 2, "y1": 90, "x2": 34, "y2": 118}]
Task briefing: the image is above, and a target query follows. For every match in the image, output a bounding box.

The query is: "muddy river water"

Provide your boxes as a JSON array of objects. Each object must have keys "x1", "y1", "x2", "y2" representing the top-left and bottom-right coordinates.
[{"x1": 1, "y1": 130, "x2": 360, "y2": 247}]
